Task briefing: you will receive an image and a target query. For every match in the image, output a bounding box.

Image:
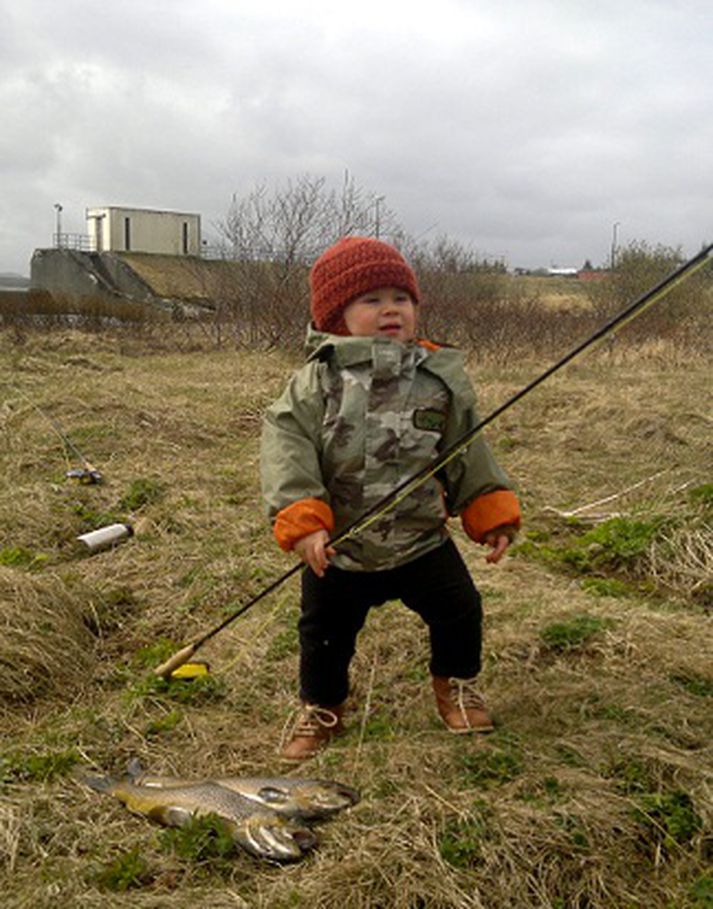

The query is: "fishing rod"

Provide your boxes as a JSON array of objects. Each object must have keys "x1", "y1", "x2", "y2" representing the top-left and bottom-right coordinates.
[
  {"x1": 154, "y1": 242, "x2": 712, "y2": 678},
  {"x1": 12, "y1": 388, "x2": 103, "y2": 483}
]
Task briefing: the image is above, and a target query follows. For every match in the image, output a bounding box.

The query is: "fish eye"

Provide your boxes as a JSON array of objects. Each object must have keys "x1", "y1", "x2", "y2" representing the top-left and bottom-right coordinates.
[{"x1": 258, "y1": 786, "x2": 289, "y2": 803}]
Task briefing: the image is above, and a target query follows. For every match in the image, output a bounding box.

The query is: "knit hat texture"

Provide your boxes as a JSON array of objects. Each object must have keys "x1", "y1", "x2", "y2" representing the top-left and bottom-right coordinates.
[{"x1": 310, "y1": 237, "x2": 420, "y2": 335}]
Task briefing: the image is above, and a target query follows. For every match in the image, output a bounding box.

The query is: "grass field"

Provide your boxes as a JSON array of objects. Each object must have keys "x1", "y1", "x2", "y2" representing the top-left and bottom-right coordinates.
[{"x1": 0, "y1": 323, "x2": 710, "y2": 908}]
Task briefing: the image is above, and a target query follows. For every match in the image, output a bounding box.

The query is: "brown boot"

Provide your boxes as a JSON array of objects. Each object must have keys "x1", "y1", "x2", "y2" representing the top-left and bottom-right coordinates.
[
  {"x1": 432, "y1": 675, "x2": 494, "y2": 734},
  {"x1": 280, "y1": 703, "x2": 345, "y2": 763}
]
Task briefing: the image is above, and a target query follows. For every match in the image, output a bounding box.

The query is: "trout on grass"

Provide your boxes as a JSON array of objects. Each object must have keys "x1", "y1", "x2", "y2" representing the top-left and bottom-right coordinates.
[
  {"x1": 129, "y1": 763, "x2": 360, "y2": 820},
  {"x1": 84, "y1": 773, "x2": 317, "y2": 862}
]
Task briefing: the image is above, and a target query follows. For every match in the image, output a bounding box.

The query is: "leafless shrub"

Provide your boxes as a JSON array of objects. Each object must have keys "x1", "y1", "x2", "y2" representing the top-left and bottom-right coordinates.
[{"x1": 585, "y1": 240, "x2": 712, "y2": 350}]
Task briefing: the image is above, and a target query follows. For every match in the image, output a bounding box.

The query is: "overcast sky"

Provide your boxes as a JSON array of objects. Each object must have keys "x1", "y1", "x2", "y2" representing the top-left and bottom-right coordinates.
[{"x1": 1, "y1": 0, "x2": 711, "y2": 275}]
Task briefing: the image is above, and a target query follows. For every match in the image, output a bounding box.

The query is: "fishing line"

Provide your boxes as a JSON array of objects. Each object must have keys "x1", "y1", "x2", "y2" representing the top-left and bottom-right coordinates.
[
  {"x1": 154, "y1": 242, "x2": 712, "y2": 677},
  {"x1": 8, "y1": 386, "x2": 103, "y2": 483}
]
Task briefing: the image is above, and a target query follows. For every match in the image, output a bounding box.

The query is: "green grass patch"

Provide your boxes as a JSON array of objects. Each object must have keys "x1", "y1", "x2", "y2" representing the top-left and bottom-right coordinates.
[
  {"x1": 0, "y1": 545, "x2": 49, "y2": 570},
  {"x1": 669, "y1": 671, "x2": 713, "y2": 698},
  {"x1": 266, "y1": 623, "x2": 300, "y2": 660},
  {"x1": 119, "y1": 477, "x2": 165, "y2": 512},
  {"x1": 688, "y1": 483, "x2": 713, "y2": 508},
  {"x1": 606, "y1": 757, "x2": 653, "y2": 795},
  {"x1": 560, "y1": 517, "x2": 663, "y2": 572},
  {"x1": 158, "y1": 812, "x2": 238, "y2": 862},
  {"x1": 689, "y1": 876, "x2": 713, "y2": 908},
  {"x1": 517, "y1": 775, "x2": 566, "y2": 806},
  {"x1": 580, "y1": 576, "x2": 633, "y2": 598},
  {"x1": 456, "y1": 746, "x2": 523, "y2": 788},
  {"x1": 131, "y1": 638, "x2": 178, "y2": 669},
  {"x1": 92, "y1": 847, "x2": 152, "y2": 892},
  {"x1": 126, "y1": 642, "x2": 226, "y2": 704},
  {"x1": 0, "y1": 748, "x2": 80, "y2": 784},
  {"x1": 634, "y1": 789, "x2": 703, "y2": 851},
  {"x1": 70, "y1": 502, "x2": 124, "y2": 530},
  {"x1": 126, "y1": 672, "x2": 226, "y2": 706},
  {"x1": 362, "y1": 713, "x2": 397, "y2": 740},
  {"x1": 438, "y1": 802, "x2": 490, "y2": 868},
  {"x1": 554, "y1": 813, "x2": 589, "y2": 850},
  {"x1": 540, "y1": 613, "x2": 613, "y2": 652},
  {"x1": 553, "y1": 744, "x2": 588, "y2": 767},
  {"x1": 144, "y1": 709, "x2": 183, "y2": 737}
]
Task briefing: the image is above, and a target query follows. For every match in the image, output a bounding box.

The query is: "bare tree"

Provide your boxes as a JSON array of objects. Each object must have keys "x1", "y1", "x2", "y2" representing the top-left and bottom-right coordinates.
[{"x1": 205, "y1": 174, "x2": 400, "y2": 347}]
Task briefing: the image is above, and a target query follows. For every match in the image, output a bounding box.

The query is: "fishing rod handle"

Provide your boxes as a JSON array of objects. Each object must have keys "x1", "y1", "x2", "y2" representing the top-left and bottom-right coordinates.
[{"x1": 153, "y1": 642, "x2": 198, "y2": 678}]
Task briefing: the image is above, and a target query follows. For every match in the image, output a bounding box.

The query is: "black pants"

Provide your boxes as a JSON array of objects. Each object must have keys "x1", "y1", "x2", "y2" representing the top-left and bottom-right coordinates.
[{"x1": 298, "y1": 538, "x2": 482, "y2": 705}]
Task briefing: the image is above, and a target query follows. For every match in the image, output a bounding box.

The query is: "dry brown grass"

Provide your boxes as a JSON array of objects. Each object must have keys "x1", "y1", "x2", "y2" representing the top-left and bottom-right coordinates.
[{"x1": 0, "y1": 319, "x2": 710, "y2": 908}]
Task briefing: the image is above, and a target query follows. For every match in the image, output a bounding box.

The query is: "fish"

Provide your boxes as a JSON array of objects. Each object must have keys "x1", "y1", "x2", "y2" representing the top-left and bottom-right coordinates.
[
  {"x1": 128, "y1": 764, "x2": 360, "y2": 821},
  {"x1": 84, "y1": 773, "x2": 317, "y2": 862}
]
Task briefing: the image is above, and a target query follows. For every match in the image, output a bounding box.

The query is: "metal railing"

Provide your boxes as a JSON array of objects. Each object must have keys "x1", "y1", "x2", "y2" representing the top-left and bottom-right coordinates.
[{"x1": 53, "y1": 233, "x2": 94, "y2": 251}]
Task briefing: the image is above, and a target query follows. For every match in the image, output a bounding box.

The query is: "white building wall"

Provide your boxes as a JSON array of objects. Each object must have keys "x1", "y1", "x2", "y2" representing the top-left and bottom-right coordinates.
[{"x1": 86, "y1": 207, "x2": 201, "y2": 255}]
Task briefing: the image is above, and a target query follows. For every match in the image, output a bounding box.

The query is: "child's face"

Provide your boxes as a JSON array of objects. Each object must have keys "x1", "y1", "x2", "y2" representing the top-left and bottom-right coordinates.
[{"x1": 343, "y1": 286, "x2": 417, "y2": 343}]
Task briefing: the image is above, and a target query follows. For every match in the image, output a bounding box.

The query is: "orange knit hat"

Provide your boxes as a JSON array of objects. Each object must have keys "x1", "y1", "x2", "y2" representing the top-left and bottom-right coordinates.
[{"x1": 309, "y1": 237, "x2": 420, "y2": 335}]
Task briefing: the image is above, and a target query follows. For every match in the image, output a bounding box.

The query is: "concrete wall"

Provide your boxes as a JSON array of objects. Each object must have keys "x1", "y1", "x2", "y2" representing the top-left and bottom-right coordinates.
[
  {"x1": 86, "y1": 207, "x2": 201, "y2": 256},
  {"x1": 31, "y1": 249, "x2": 158, "y2": 305},
  {"x1": 29, "y1": 249, "x2": 212, "y2": 316}
]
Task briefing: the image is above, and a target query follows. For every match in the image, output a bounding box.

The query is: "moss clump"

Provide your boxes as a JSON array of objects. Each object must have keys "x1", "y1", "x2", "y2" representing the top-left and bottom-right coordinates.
[
  {"x1": 158, "y1": 812, "x2": 237, "y2": 862},
  {"x1": 634, "y1": 789, "x2": 703, "y2": 850},
  {"x1": 560, "y1": 517, "x2": 663, "y2": 573},
  {"x1": 92, "y1": 848, "x2": 152, "y2": 891},
  {"x1": 540, "y1": 614, "x2": 612, "y2": 652},
  {"x1": 0, "y1": 546, "x2": 48, "y2": 571}
]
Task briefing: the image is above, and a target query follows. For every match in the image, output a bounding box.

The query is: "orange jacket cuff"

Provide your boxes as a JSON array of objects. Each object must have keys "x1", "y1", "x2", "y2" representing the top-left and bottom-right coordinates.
[
  {"x1": 461, "y1": 490, "x2": 521, "y2": 544},
  {"x1": 273, "y1": 498, "x2": 335, "y2": 552}
]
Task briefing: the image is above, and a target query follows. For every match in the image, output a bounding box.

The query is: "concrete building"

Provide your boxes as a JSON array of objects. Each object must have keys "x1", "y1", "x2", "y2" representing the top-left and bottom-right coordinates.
[{"x1": 85, "y1": 206, "x2": 201, "y2": 256}]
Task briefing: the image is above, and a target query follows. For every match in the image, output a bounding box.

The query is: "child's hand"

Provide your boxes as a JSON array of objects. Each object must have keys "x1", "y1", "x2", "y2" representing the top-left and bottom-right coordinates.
[
  {"x1": 483, "y1": 525, "x2": 517, "y2": 564},
  {"x1": 294, "y1": 529, "x2": 336, "y2": 578}
]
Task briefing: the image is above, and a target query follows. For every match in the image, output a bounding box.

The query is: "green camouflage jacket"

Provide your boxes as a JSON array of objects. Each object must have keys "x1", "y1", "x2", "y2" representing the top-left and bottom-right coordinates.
[{"x1": 261, "y1": 327, "x2": 515, "y2": 571}]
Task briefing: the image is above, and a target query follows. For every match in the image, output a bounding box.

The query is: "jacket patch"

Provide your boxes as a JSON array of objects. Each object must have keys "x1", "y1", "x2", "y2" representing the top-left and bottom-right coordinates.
[{"x1": 413, "y1": 408, "x2": 446, "y2": 433}]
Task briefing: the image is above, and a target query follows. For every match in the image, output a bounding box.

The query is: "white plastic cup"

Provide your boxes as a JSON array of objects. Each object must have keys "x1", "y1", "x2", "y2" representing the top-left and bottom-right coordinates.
[{"x1": 77, "y1": 523, "x2": 134, "y2": 554}]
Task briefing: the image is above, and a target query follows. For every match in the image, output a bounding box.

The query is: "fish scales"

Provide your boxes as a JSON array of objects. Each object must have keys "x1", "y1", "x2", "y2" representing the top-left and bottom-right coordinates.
[
  {"x1": 84, "y1": 775, "x2": 316, "y2": 862},
  {"x1": 132, "y1": 771, "x2": 360, "y2": 820}
]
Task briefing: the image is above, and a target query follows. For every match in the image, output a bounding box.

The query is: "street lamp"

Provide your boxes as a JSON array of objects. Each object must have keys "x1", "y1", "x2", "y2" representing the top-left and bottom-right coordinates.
[
  {"x1": 374, "y1": 196, "x2": 385, "y2": 239},
  {"x1": 54, "y1": 203, "x2": 63, "y2": 248},
  {"x1": 610, "y1": 221, "x2": 620, "y2": 269}
]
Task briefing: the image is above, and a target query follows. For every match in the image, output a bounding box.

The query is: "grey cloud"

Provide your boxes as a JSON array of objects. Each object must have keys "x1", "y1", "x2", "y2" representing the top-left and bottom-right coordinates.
[{"x1": 1, "y1": 0, "x2": 711, "y2": 274}]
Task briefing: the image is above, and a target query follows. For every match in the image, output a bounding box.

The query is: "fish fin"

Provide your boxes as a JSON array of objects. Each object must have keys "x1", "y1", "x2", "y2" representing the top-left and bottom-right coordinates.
[
  {"x1": 336, "y1": 782, "x2": 360, "y2": 806},
  {"x1": 82, "y1": 774, "x2": 113, "y2": 793},
  {"x1": 147, "y1": 804, "x2": 193, "y2": 827},
  {"x1": 234, "y1": 816, "x2": 315, "y2": 863},
  {"x1": 125, "y1": 757, "x2": 145, "y2": 780}
]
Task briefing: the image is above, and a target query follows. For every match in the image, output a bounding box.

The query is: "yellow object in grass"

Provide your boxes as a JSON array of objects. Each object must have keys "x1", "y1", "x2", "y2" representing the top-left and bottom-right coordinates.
[{"x1": 170, "y1": 661, "x2": 210, "y2": 680}]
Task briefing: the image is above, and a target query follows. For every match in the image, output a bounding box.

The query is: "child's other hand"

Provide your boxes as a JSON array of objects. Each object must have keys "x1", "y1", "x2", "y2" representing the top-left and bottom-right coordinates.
[
  {"x1": 483, "y1": 525, "x2": 517, "y2": 564},
  {"x1": 294, "y1": 529, "x2": 336, "y2": 578}
]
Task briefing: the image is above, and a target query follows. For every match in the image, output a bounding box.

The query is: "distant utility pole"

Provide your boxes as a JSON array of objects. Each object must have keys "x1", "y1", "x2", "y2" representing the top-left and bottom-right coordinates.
[
  {"x1": 54, "y1": 203, "x2": 63, "y2": 247},
  {"x1": 610, "y1": 221, "x2": 620, "y2": 269}
]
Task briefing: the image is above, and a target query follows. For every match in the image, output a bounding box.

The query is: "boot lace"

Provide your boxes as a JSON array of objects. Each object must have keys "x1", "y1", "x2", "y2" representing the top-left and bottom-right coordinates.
[
  {"x1": 282, "y1": 704, "x2": 339, "y2": 744},
  {"x1": 449, "y1": 678, "x2": 486, "y2": 714}
]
